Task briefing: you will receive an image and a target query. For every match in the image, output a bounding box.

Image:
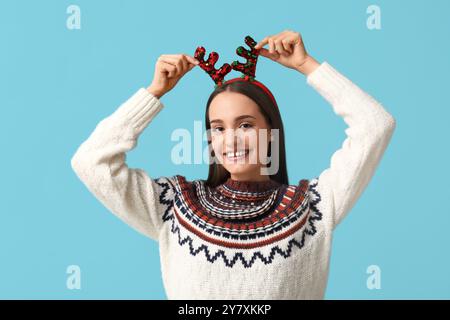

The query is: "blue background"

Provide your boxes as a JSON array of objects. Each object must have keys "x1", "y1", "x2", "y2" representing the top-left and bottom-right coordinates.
[{"x1": 1, "y1": 0, "x2": 449, "y2": 299}]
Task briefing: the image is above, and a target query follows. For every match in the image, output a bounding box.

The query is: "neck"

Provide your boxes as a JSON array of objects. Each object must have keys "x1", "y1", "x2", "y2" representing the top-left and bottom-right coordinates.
[
  {"x1": 230, "y1": 170, "x2": 271, "y2": 182},
  {"x1": 221, "y1": 175, "x2": 280, "y2": 193}
]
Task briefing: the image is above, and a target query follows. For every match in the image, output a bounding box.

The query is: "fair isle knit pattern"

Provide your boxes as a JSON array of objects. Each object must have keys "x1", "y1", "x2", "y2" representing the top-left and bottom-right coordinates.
[
  {"x1": 155, "y1": 175, "x2": 323, "y2": 268},
  {"x1": 71, "y1": 62, "x2": 396, "y2": 299}
]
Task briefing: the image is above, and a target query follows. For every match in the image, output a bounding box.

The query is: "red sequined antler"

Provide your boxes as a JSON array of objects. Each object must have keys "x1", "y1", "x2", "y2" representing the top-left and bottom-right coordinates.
[
  {"x1": 230, "y1": 35, "x2": 260, "y2": 81},
  {"x1": 193, "y1": 35, "x2": 279, "y2": 108},
  {"x1": 194, "y1": 47, "x2": 232, "y2": 86}
]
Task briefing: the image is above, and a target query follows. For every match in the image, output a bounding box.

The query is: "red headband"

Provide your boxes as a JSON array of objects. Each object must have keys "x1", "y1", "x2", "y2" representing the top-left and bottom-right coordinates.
[{"x1": 194, "y1": 35, "x2": 279, "y2": 108}]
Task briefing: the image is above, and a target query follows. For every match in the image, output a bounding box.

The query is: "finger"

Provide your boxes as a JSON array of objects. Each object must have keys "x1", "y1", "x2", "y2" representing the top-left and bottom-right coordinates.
[
  {"x1": 174, "y1": 56, "x2": 186, "y2": 76},
  {"x1": 255, "y1": 37, "x2": 269, "y2": 49},
  {"x1": 281, "y1": 39, "x2": 293, "y2": 54},
  {"x1": 287, "y1": 32, "x2": 302, "y2": 47},
  {"x1": 160, "y1": 57, "x2": 182, "y2": 76},
  {"x1": 161, "y1": 62, "x2": 176, "y2": 79},
  {"x1": 268, "y1": 38, "x2": 275, "y2": 55},
  {"x1": 161, "y1": 55, "x2": 183, "y2": 69},
  {"x1": 182, "y1": 54, "x2": 200, "y2": 65},
  {"x1": 160, "y1": 61, "x2": 177, "y2": 78},
  {"x1": 178, "y1": 55, "x2": 189, "y2": 74},
  {"x1": 180, "y1": 55, "x2": 198, "y2": 74},
  {"x1": 161, "y1": 61, "x2": 177, "y2": 78},
  {"x1": 258, "y1": 48, "x2": 270, "y2": 58},
  {"x1": 258, "y1": 48, "x2": 279, "y2": 60},
  {"x1": 160, "y1": 56, "x2": 179, "y2": 66},
  {"x1": 179, "y1": 54, "x2": 198, "y2": 74},
  {"x1": 274, "y1": 38, "x2": 289, "y2": 56},
  {"x1": 166, "y1": 54, "x2": 198, "y2": 69},
  {"x1": 268, "y1": 38, "x2": 280, "y2": 59},
  {"x1": 187, "y1": 63, "x2": 196, "y2": 71}
]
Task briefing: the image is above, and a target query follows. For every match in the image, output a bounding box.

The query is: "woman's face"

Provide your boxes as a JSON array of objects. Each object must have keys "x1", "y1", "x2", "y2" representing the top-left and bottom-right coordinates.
[{"x1": 208, "y1": 91, "x2": 272, "y2": 181}]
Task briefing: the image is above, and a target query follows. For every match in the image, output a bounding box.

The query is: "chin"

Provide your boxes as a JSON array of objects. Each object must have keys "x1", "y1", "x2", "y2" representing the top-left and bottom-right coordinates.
[{"x1": 225, "y1": 164, "x2": 258, "y2": 175}]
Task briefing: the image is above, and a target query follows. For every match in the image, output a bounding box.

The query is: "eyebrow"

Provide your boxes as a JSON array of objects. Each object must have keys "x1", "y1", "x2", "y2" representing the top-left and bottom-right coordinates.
[{"x1": 210, "y1": 115, "x2": 256, "y2": 124}]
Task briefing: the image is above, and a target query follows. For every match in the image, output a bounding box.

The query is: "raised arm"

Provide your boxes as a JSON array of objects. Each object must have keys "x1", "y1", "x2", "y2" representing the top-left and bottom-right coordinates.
[
  {"x1": 71, "y1": 54, "x2": 198, "y2": 240},
  {"x1": 306, "y1": 62, "x2": 396, "y2": 228},
  {"x1": 255, "y1": 30, "x2": 396, "y2": 229},
  {"x1": 70, "y1": 88, "x2": 176, "y2": 240}
]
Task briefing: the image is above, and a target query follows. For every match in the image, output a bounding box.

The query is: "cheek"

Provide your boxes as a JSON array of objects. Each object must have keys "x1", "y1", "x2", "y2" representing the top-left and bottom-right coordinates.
[
  {"x1": 247, "y1": 131, "x2": 259, "y2": 147},
  {"x1": 210, "y1": 135, "x2": 223, "y2": 154},
  {"x1": 247, "y1": 129, "x2": 269, "y2": 151}
]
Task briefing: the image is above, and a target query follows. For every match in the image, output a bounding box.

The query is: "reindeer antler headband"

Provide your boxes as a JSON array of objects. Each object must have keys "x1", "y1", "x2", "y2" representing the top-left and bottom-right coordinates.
[{"x1": 194, "y1": 35, "x2": 279, "y2": 108}]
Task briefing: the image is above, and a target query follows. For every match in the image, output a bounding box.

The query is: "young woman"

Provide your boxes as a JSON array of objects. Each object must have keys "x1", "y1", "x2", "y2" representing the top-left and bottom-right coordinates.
[{"x1": 71, "y1": 30, "x2": 396, "y2": 299}]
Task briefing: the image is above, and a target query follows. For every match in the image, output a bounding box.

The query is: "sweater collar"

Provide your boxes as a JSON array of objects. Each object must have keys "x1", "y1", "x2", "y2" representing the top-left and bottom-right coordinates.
[{"x1": 221, "y1": 177, "x2": 281, "y2": 193}]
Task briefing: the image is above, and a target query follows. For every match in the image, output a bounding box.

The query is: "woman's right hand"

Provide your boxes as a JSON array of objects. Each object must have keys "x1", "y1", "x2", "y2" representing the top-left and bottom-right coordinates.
[{"x1": 147, "y1": 54, "x2": 199, "y2": 98}]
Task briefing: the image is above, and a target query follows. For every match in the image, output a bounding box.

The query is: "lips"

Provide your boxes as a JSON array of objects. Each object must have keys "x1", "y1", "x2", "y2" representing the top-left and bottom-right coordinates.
[{"x1": 223, "y1": 149, "x2": 250, "y2": 161}]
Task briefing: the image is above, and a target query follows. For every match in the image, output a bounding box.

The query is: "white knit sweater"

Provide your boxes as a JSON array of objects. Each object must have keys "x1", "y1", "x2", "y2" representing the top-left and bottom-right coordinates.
[{"x1": 71, "y1": 61, "x2": 396, "y2": 299}]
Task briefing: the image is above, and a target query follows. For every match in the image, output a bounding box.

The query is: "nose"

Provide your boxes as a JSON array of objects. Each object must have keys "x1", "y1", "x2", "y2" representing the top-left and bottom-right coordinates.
[{"x1": 224, "y1": 128, "x2": 245, "y2": 152}]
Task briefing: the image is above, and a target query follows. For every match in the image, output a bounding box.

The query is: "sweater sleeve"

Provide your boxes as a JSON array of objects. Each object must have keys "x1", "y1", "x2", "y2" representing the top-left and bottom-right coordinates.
[
  {"x1": 70, "y1": 88, "x2": 176, "y2": 241},
  {"x1": 306, "y1": 62, "x2": 396, "y2": 229}
]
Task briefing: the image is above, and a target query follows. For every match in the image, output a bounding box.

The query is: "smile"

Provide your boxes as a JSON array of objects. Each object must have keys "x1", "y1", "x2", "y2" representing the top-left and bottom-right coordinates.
[{"x1": 224, "y1": 149, "x2": 250, "y2": 161}]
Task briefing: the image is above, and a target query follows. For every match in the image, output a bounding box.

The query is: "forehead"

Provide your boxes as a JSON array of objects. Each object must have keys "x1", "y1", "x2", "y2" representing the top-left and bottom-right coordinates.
[{"x1": 209, "y1": 91, "x2": 260, "y2": 121}]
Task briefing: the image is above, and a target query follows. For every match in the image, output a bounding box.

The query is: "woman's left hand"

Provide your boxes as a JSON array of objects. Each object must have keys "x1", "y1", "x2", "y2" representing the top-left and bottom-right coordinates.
[{"x1": 254, "y1": 30, "x2": 319, "y2": 75}]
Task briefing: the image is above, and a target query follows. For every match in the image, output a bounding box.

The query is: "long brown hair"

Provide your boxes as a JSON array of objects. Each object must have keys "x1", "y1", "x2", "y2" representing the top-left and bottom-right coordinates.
[{"x1": 205, "y1": 80, "x2": 289, "y2": 187}]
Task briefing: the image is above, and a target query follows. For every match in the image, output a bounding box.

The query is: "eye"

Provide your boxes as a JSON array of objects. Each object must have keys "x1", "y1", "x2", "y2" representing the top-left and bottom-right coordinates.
[
  {"x1": 212, "y1": 126, "x2": 224, "y2": 133},
  {"x1": 239, "y1": 122, "x2": 253, "y2": 129}
]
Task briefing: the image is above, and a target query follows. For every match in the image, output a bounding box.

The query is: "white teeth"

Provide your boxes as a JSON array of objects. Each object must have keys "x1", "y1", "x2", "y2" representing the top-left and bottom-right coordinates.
[{"x1": 225, "y1": 150, "x2": 248, "y2": 159}]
